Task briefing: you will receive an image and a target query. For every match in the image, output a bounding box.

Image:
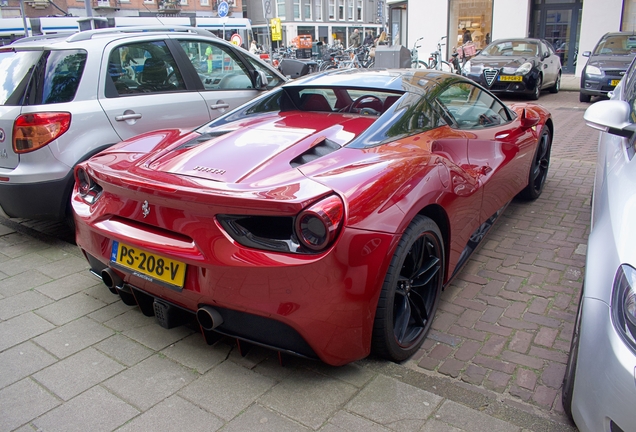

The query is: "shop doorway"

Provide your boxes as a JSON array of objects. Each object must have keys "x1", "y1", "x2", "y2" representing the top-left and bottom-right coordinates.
[{"x1": 530, "y1": 0, "x2": 582, "y2": 73}]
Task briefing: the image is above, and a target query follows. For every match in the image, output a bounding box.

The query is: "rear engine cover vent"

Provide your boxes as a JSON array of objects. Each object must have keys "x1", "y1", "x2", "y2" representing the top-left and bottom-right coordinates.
[
  {"x1": 290, "y1": 138, "x2": 341, "y2": 168},
  {"x1": 175, "y1": 130, "x2": 232, "y2": 150}
]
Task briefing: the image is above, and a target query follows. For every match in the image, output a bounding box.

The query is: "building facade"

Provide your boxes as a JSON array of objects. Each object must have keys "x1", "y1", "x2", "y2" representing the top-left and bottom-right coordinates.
[
  {"x1": 0, "y1": 0, "x2": 387, "y2": 50},
  {"x1": 244, "y1": 0, "x2": 385, "y2": 50},
  {"x1": 390, "y1": 0, "x2": 632, "y2": 76},
  {"x1": 0, "y1": 0, "x2": 244, "y2": 19}
]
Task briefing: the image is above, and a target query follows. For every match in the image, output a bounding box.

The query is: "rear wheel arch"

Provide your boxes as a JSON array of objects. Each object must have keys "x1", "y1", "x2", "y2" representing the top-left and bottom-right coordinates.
[
  {"x1": 417, "y1": 204, "x2": 451, "y2": 284},
  {"x1": 544, "y1": 117, "x2": 554, "y2": 138}
]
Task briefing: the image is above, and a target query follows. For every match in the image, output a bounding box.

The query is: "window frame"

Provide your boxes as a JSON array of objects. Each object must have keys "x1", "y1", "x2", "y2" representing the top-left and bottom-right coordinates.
[
  {"x1": 277, "y1": 0, "x2": 286, "y2": 19},
  {"x1": 435, "y1": 81, "x2": 513, "y2": 130},
  {"x1": 22, "y1": 49, "x2": 87, "y2": 106},
  {"x1": 104, "y1": 40, "x2": 188, "y2": 98},
  {"x1": 303, "y1": 0, "x2": 312, "y2": 20},
  {"x1": 176, "y1": 39, "x2": 255, "y2": 92},
  {"x1": 293, "y1": 0, "x2": 301, "y2": 20},
  {"x1": 315, "y1": 0, "x2": 323, "y2": 21}
]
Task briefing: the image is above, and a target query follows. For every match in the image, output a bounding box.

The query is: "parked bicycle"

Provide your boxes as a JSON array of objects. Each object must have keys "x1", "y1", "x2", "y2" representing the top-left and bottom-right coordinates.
[
  {"x1": 427, "y1": 36, "x2": 454, "y2": 73},
  {"x1": 455, "y1": 41, "x2": 477, "y2": 73},
  {"x1": 410, "y1": 37, "x2": 428, "y2": 69},
  {"x1": 320, "y1": 45, "x2": 374, "y2": 70}
]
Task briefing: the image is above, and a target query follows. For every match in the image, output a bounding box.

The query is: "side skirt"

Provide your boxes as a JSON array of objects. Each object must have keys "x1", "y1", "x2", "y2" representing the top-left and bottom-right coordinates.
[{"x1": 445, "y1": 203, "x2": 509, "y2": 287}]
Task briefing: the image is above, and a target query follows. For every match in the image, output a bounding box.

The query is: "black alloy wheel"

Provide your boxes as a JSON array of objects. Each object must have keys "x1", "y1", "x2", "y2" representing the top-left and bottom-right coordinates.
[
  {"x1": 549, "y1": 73, "x2": 560, "y2": 93},
  {"x1": 530, "y1": 75, "x2": 542, "y2": 100},
  {"x1": 518, "y1": 126, "x2": 552, "y2": 200},
  {"x1": 372, "y1": 215, "x2": 444, "y2": 362}
]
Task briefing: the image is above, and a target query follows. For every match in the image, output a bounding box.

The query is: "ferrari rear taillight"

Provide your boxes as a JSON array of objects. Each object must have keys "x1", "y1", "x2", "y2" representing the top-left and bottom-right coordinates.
[
  {"x1": 295, "y1": 195, "x2": 344, "y2": 251},
  {"x1": 13, "y1": 112, "x2": 71, "y2": 154},
  {"x1": 76, "y1": 167, "x2": 102, "y2": 205}
]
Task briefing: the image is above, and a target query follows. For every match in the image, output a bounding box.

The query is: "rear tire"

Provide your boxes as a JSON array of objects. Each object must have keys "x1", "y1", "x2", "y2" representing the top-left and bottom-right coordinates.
[
  {"x1": 549, "y1": 72, "x2": 560, "y2": 93},
  {"x1": 579, "y1": 92, "x2": 591, "y2": 103},
  {"x1": 518, "y1": 126, "x2": 552, "y2": 200},
  {"x1": 372, "y1": 215, "x2": 444, "y2": 362},
  {"x1": 529, "y1": 75, "x2": 542, "y2": 100}
]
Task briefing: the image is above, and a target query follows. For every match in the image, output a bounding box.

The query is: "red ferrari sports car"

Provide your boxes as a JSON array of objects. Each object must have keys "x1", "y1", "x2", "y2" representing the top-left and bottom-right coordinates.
[{"x1": 73, "y1": 69, "x2": 553, "y2": 366}]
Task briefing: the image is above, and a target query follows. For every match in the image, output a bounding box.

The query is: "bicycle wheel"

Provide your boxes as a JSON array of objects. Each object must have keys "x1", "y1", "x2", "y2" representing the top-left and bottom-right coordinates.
[
  {"x1": 319, "y1": 61, "x2": 335, "y2": 71},
  {"x1": 412, "y1": 60, "x2": 428, "y2": 69},
  {"x1": 439, "y1": 61, "x2": 453, "y2": 73}
]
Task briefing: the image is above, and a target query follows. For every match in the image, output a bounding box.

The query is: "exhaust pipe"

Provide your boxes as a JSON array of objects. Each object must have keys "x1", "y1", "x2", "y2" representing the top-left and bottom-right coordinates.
[
  {"x1": 196, "y1": 306, "x2": 223, "y2": 331},
  {"x1": 101, "y1": 268, "x2": 123, "y2": 291}
]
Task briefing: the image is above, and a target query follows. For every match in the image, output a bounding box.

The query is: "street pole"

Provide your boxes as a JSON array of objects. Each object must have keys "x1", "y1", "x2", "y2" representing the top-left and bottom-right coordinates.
[
  {"x1": 262, "y1": 0, "x2": 273, "y2": 60},
  {"x1": 19, "y1": 0, "x2": 29, "y2": 37},
  {"x1": 84, "y1": 0, "x2": 93, "y2": 24}
]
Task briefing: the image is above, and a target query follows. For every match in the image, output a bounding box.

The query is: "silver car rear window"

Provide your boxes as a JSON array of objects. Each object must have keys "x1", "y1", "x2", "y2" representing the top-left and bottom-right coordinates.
[
  {"x1": 0, "y1": 48, "x2": 87, "y2": 106},
  {"x1": 0, "y1": 49, "x2": 41, "y2": 105}
]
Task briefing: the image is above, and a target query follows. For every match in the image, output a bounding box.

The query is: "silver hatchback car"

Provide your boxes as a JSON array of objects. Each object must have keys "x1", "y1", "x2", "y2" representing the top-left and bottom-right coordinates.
[
  {"x1": 561, "y1": 59, "x2": 636, "y2": 431},
  {"x1": 0, "y1": 26, "x2": 285, "y2": 223}
]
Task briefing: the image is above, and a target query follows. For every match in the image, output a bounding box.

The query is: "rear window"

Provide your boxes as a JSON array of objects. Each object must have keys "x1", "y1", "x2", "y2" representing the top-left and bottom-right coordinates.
[
  {"x1": 0, "y1": 48, "x2": 87, "y2": 106},
  {"x1": 0, "y1": 49, "x2": 41, "y2": 105}
]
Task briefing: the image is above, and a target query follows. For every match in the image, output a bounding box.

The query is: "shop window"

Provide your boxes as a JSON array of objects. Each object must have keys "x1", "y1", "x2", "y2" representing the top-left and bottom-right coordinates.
[
  {"x1": 623, "y1": 0, "x2": 636, "y2": 31},
  {"x1": 448, "y1": 0, "x2": 493, "y2": 57}
]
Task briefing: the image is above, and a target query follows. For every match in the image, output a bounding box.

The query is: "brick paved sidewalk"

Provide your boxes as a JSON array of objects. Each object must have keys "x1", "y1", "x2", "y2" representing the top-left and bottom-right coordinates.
[{"x1": 405, "y1": 91, "x2": 594, "y2": 422}]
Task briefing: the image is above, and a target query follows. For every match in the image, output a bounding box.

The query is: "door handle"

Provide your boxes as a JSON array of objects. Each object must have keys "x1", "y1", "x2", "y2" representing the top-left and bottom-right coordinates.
[
  {"x1": 211, "y1": 103, "x2": 230, "y2": 110},
  {"x1": 115, "y1": 113, "x2": 143, "y2": 121}
]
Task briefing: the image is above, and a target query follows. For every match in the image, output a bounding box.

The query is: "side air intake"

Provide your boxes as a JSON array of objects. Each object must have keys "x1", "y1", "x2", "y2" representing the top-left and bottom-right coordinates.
[{"x1": 290, "y1": 138, "x2": 341, "y2": 168}]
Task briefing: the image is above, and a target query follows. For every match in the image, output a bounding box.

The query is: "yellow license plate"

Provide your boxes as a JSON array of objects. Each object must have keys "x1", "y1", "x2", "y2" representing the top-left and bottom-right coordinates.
[
  {"x1": 610, "y1": 79, "x2": 620, "y2": 86},
  {"x1": 499, "y1": 75, "x2": 523, "y2": 82},
  {"x1": 110, "y1": 241, "x2": 187, "y2": 290}
]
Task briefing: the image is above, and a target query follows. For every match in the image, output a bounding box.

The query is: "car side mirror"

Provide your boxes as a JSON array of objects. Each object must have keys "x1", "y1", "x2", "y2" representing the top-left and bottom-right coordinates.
[
  {"x1": 254, "y1": 70, "x2": 269, "y2": 90},
  {"x1": 520, "y1": 108, "x2": 540, "y2": 129},
  {"x1": 582, "y1": 51, "x2": 591, "y2": 57},
  {"x1": 584, "y1": 100, "x2": 636, "y2": 138}
]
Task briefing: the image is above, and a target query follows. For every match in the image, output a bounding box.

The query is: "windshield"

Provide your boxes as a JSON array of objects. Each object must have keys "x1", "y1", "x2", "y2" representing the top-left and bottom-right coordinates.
[
  {"x1": 593, "y1": 34, "x2": 636, "y2": 56},
  {"x1": 0, "y1": 49, "x2": 41, "y2": 105},
  {"x1": 480, "y1": 40, "x2": 538, "y2": 57}
]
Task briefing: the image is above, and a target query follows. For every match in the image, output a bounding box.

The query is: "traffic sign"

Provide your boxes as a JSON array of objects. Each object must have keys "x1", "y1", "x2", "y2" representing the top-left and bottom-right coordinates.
[
  {"x1": 218, "y1": 1, "x2": 229, "y2": 18},
  {"x1": 230, "y1": 33, "x2": 242, "y2": 47},
  {"x1": 270, "y1": 17, "x2": 282, "y2": 41}
]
